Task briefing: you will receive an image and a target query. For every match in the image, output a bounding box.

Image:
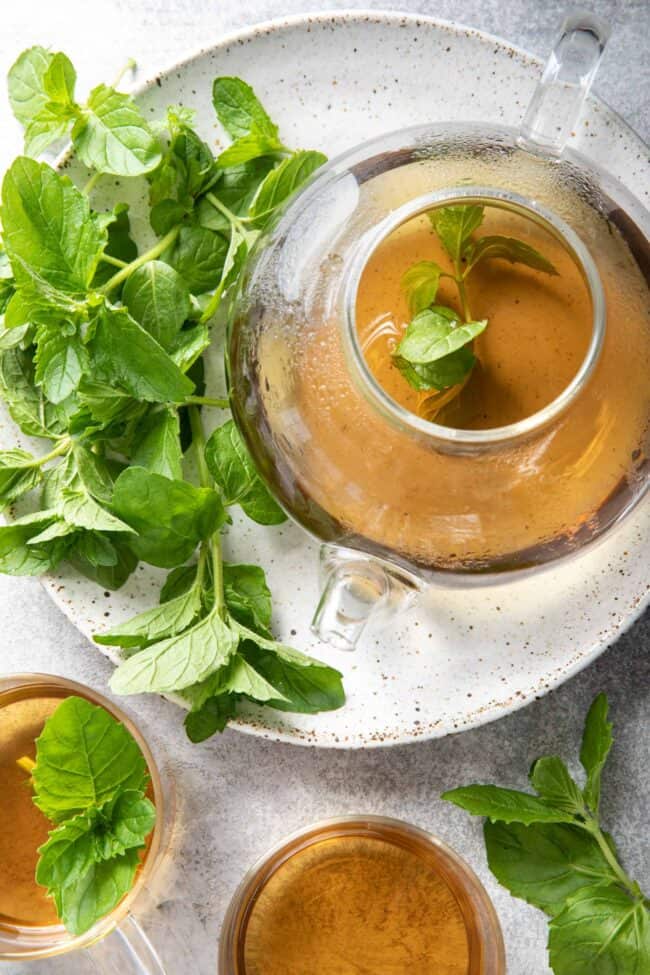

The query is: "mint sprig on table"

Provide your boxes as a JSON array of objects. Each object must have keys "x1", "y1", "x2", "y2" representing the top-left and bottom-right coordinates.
[
  {"x1": 23, "y1": 696, "x2": 156, "y2": 935},
  {"x1": 394, "y1": 203, "x2": 557, "y2": 400},
  {"x1": 0, "y1": 48, "x2": 341, "y2": 738},
  {"x1": 443, "y1": 694, "x2": 650, "y2": 974}
]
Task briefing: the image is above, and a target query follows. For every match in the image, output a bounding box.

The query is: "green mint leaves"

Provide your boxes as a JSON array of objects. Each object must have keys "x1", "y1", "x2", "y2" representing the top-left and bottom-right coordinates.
[
  {"x1": 8, "y1": 48, "x2": 161, "y2": 176},
  {"x1": 394, "y1": 203, "x2": 557, "y2": 399},
  {"x1": 393, "y1": 309, "x2": 486, "y2": 392},
  {"x1": 0, "y1": 48, "x2": 333, "y2": 737},
  {"x1": 442, "y1": 694, "x2": 649, "y2": 975},
  {"x1": 31, "y1": 695, "x2": 156, "y2": 935}
]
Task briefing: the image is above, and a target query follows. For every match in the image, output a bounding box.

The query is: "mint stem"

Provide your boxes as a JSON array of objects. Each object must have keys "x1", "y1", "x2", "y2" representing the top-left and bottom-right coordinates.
[
  {"x1": 186, "y1": 395, "x2": 230, "y2": 410},
  {"x1": 111, "y1": 58, "x2": 136, "y2": 90},
  {"x1": 205, "y1": 192, "x2": 254, "y2": 244},
  {"x1": 33, "y1": 437, "x2": 71, "y2": 467},
  {"x1": 100, "y1": 225, "x2": 181, "y2": 294},
  {"x1": 82, "y1": 171, "x2": 102, "y2": 196},
  {"x1": 585, "y1": 819, "x2": 643, "y2": 900},
  {"x1": 99, "y1": 253, "x2": 128, "y2": 269},
  {"x1": 454, "y1": 259, "x2": 472, "y2": 322},
  {"x1": 188, "y1": 405, "x2": 225, "y2": 614}
]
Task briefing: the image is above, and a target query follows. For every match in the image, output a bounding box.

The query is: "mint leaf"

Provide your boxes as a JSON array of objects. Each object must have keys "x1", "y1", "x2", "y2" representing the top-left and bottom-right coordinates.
[
  {"x1": 184, "y1": 693, "x2": 236, "y2": 742},
  {"x1": 95, "y1": 585, "x2": 202, "y2": 650},
  {"x1": 72, "y1": 84, "x2": 161, "y2": 177},
  {"x1": 36, "y1": 811, "x2": 96, "y2": 892},
  {"x1": 250, "y1": 150, "x2": 326, "y2": 225},
  {"x1": 24, "y1": 104, "x2": 73, "y2": 158},
  {"x1": 163, "y1": 225, "x2": 228, "y2": 295},
  {"x1": 90, "y1": 306, "x2": 194, "y2": 403},
  {"x1": 441, "y1": 784, "x2": 576, "y2": 824},
  {"x1": 0, "y1": 511, "x2": 71, "y2": 575},
  {"x1": 159, "y1": 564, "x2": 197, "y2": 603},
  {"x1": 548, "y1": 885, "x2": 650, "y2": 975},
  {"x1": 395, "y1": 309, "x2": 486, "y2": 364},
  {"x1": 32, "y1": 696, "x2": 148, "y2": 822},
  {"x1": 464, "y1": 235, "x2": 558, "y2": 275},
  {"x1": 131, "y1": 408, "x2": 183, "y2": 481},
  {"x1": 580, "y1": 693, "x2": 613, "y2": 813},
  {"x1": 33, "y1": 327, "x2": 87, "y2": 403},
  {"x1": 205, "y1": 419, "x2": 285, "y2": 525},
  {"x1": 216, "y1": 129, "x2": 285, "y2": 168},
  {"x1": 47, "y1": 450, "x2": 134, "y2": 535},
  {"x1": 0, "y1": 448, "x2": 41, "y2": 506},
  {"x1": 0, "y1": 347, "x2": 70, "y2": 438},
  {"x1": 212, "y1": 77, "x2": 279, "y2": 140},
  {"x1": 223, "y1": 562, "x2": 272, "y2": 636},
  {"x1": 8, "y1": 46, "x2": 54, "y2": 125},
  {"x1": 529, "y1": 757, "x2": 585, "y2": 816},
  {"x1": 1, "y1": 158, "x2": 107, "y2": 293},
  {"x1": 429, "y1": 205, "x2": 484, "y2": 262},
  {"x1": 112, "y1": 466, "x2": 224, "y2": 568},
  {"x1": 36, "y1": 792, "x2": 153, "y2": 900},
  {"x1": 110, "y1": 607, "x2": 238, "y2": 695},
  {"x1": 393, "y1": 346, "x2": 476, "y2": 392},
  {"x1": 215, "y1": 652, "x2": 290, "y2": 704},
  {"x1": 484, "y1": 821, "x2": 619, "y2": 916},
  {"x1": 238, "y1": 640, "x2": 345, "y2": 714},
  {"x1": 57, "y1": 847, "x2": 141, "y2": 935},
  {"x1": 70, "y1": 537, "x2": 138, "y2": 591},
  {"x1": 42, "y1": 52, "x2": 76, "y2": 108},
  {"x1": 401, "y1": 260, "x2": 443, "y2": 315},
  {"x1": 122, "y1": 260, "x2": 190, "y2": 350}
]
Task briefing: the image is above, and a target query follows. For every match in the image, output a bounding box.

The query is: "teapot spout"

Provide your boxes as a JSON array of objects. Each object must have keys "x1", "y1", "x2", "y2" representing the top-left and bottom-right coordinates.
[
  {"x1": 519, "y1": 10, "x2": 610, "y2": 156},
  {"x1": 311, "y1": 545, "x2": 423, "y2": 651}
]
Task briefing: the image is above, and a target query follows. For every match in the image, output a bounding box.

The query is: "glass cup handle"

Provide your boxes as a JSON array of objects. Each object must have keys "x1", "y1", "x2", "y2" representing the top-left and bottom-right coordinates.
[
  {"x1": 519, "y1": 9, "x2": 610, "y2": 155},
  {"x1": 87, "y1": 913, "x2": 166, "y2": 975},
  {"x1": 311, "y1": 544, "x2": 423, "y2": 650}
]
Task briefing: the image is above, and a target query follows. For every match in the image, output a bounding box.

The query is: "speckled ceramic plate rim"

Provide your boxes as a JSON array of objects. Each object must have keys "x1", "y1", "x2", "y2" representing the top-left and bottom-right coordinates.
[{"x1": 31, "y1": 8, "x2": 650, "y2": 747}]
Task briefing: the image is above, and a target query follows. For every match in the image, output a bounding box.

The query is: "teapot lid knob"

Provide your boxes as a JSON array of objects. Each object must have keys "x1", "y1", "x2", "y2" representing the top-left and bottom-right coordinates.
[{"x1": 520, "y1": 9, "x2": 610, "y2": 157}]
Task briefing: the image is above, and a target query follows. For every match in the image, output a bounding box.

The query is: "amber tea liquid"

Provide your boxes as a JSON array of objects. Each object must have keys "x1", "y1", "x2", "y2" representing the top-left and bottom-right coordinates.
[
  {"x1": 0, "y1": 684, "x2": 66, "y2": 929},
  {"x1": 280, "y1": 177, "x2": 649, "y2": 569}
]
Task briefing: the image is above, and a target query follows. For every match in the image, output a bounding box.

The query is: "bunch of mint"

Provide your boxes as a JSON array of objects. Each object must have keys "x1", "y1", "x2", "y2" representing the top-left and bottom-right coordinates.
[
  {"x1": 443, "y1": 694, "x2": 650, "y2": 974},
  {"x1": 0, "y1": 47, "x2": 343, "y2": 739},
  {"x1": 31, "y1": 696, "x2": 156, "y2": 934}
]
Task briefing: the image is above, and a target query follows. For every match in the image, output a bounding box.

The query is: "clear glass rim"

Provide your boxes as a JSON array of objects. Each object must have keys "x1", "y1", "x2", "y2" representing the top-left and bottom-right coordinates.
[
  {"x1": 343, "y1": 185, "x2": 607, "y2": 448},
  {"x1": 218, "y1": 813, "x2": 506, "y2": 974},
  {"x1": 0, "y1": 672, "x2": 169, "y2": 961}
]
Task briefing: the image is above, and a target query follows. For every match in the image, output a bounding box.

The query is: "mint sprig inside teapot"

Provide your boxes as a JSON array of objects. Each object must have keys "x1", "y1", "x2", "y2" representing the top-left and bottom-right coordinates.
[{"x1": 394, "y1": 204, "x2": 558, "y2": 397}]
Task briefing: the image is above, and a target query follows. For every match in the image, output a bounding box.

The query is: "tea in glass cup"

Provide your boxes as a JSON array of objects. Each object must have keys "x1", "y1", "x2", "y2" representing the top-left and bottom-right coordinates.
[
  {"x1": 219, "y1": 816, "x2": 505, "y2": 975},
  {"x1": 0, "y1": 673, "x2": 169, "y2": 971}
]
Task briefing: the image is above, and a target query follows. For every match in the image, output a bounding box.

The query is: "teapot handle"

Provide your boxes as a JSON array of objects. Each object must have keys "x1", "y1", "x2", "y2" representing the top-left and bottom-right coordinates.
[
  {"x1": 519, "y1": 9, "x2": 610, "y2": 156},
  {"x1": 311, "y1": 545, "x2": 423, "y2": 651}
]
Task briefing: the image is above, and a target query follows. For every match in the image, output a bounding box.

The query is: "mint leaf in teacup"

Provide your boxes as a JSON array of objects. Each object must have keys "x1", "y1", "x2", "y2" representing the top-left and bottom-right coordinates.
[{"x1": 28, "y1": 696, "x2": 156, "y2": 935}]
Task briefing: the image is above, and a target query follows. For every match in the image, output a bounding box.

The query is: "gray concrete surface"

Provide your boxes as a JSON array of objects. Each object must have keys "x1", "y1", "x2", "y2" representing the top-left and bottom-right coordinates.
[{"x1": 0, "y1": 3, "x2": 648, "y2": 973}]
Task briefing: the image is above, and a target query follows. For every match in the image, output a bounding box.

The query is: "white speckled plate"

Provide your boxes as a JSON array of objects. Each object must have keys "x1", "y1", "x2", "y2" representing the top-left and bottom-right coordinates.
[{"x1": 5, "y1": 11, "x2": 649, "y2": 746}]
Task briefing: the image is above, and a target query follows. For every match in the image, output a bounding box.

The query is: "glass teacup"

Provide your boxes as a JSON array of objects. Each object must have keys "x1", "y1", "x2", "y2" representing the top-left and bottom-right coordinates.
[
  {"x1": 0, "y1": 673, "x2": 172, "y2": 972},
  {"x1": 219, "y1": 816, "x2": 505, "y2": 974}
]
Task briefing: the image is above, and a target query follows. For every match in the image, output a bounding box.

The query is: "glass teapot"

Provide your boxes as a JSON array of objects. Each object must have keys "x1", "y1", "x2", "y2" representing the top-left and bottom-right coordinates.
[{"x1": 227, "y1": 12, "x2": 649, "y2": 650}]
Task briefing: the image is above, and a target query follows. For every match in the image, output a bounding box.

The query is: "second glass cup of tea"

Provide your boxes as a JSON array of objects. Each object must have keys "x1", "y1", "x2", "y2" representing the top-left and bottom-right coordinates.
[
  {"x1": 227, "y1": 12, "x2": 649, "y2": 649},
  {"x1": 219, "y1": 816, "x2": 505, "y2": 974},
  {"x1": 0, "y1": 673, "x2": 172, "y2": 972}
]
